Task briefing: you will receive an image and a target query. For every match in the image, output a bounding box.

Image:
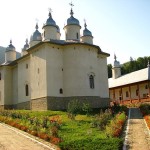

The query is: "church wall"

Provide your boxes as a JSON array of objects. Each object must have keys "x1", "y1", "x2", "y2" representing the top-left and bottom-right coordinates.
[
  {"x1": 18, "y1": 57, "x2": 30, "y2": 103},
  {"x1": 98, "y1": 56, "x2": 109, "y2": 98},
  {"x1": 63, "y1": 45, "x2": 100, "y2": 97},
  {"x1": 30, "y1": 46, "x2": 47, "y2": 99},
  {"x1": 64, "y1": 25, "x2": 80, "y2": 40},
  {"x1": 4, "y1": 67, "x2": 13, "y2": 105},
  {"x1": 5, "y1": 50, "x2": 16, "y2": 62},
  {"x1": 46, "y1": 44, "x2": 63, "y2": 97},
  {"x1": 12, "y1": 66, "x2": 18, "y2": 105},
  {"x1": 0, "y1": 68, "x2": 4, "y2": 106},
  {"x1": 80, "y1": 36, "x2": 93, "y2": 44},
  {"x1": 43, "y1": 26, "x2": 57, "y2": 40},
  {"x1": 130, "y1": 85, "x2": 138, "y2": 99}
]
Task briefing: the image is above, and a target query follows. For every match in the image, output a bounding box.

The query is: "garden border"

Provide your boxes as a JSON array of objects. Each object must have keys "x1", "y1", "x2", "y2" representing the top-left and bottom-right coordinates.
[{"x1": 0, "y1": 122, "x2": 58, "y2": 150}]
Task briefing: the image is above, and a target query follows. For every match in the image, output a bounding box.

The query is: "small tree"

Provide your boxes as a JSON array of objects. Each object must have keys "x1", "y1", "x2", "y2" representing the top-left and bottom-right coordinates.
[
  {"x1": 82, "y1": 103, "x2": 92, "y2": 116},
  {"x1": 67, "y1": 100, "x2": 81, "y2": 120}
]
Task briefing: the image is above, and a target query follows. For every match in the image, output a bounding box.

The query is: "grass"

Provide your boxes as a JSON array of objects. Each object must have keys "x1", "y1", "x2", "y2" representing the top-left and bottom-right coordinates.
[{"x1": 0, "y1": 108, "x2": 125, "y2": 150}]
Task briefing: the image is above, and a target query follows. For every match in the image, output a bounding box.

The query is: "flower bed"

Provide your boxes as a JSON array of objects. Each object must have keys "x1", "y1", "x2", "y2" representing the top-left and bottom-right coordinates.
[{"x1": 0, "y1": 107, "x2": 127, "y2": 150}]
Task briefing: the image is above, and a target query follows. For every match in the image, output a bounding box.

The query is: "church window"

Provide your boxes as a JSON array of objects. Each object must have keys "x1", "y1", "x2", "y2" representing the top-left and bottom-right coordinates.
[
  {"x1": 0, "y1": 73, "x2": 1, "y2": 80},
  {"x1": 126, "y1": 91, "x2": 129, "y2": 97},
  {"x1": 136, "y1": 89, "x2": 139, "y2": 96},
  {"x1": 62, "y1": 68, "x2": 63, "y2": 71},
  {"x1": 60, "y1": 88, "x2": 63, "y2": 94},
  {"x1": 44, "y1": 31, "x2": 45, "y2": 37},
  {"x1": 26, "y1": 64, "x2": 28, "y2": 69},
  {"x1": 89, "y1": 75, "x2": 94, "y2": 89},
  {"x1": 145, "y1": 85, "x2": 148, "y2": 89},
  {"x1": 25, "y1": 84, "x2": 29, "y2": 96},
  {"x1": 76, "y1": 33, "x2": 79, "y2": 39},
  {"x1": 38, "y1": 68, "x2": 40, "y2": 74}
]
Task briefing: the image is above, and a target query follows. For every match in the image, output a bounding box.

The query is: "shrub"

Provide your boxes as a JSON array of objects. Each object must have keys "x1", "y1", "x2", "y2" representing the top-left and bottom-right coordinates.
[
  {"x1": 82, "y1": 103, "x2": 92, "y2": 116},
  {"x1": 67, "y1": 100, "x2": 82, "y2": 120},
  {"x1": 59, "y1": 137, "x2": 123, "y2": 150}
]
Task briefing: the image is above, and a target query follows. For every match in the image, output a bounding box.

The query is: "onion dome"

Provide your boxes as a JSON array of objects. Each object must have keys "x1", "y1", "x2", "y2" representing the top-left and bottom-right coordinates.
[
  {"x1": 43, "y1": 11, "x2": 57, "y2": 27},
  {"x1": 113, "y1": 54, "x2": 120, "y2": 68},
  {"x1": 22, "y1": 39, "x2": 29, "y2": 51},
  {"x1": 67, "y1": 8, "x2": 80, "y2": 25},
  {"x1": 6, "y1": 40, "x2": 15, "y2": 52},
  {"x1": 30, "y1": 23, "x2": 42, "y2": 41},
  {"x1": 83, "y1": 22, "x2": 92, "y2": 36}
]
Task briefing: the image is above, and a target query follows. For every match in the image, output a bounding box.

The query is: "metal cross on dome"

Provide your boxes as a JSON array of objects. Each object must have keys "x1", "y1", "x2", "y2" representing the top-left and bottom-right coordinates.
[
  {"x1": 48, "y1": 8, "x2": 52, "y2": 13},
  {"x1": 84, "y1": 19, "x2": 87, "y2": 28},
  {"x1": 69, "y1": 1, "x2": 74, "y2": 8}
]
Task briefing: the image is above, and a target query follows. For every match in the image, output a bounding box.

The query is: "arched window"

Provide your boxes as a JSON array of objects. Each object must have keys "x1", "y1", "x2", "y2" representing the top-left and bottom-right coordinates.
[
  {"x1": 25, "y1": 84, "x2": 29, "y2": 96},
  {"x1": 76, "y1": 33, "x2": 79, "y2": 39},
  {"x1": 89, "y1": 75, "x2": 94, "y2": 89},
  {"x1": 60, "y1": 88, "x2": 63, "y2": 94},
  {"x1": 0, "y1": 73, "x2": 1, "y2": 80}
]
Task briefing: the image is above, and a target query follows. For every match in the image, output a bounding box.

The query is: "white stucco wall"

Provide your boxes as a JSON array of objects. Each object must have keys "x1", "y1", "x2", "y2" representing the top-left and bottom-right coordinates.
[
  {"x1": 64, "y1": 25, "x2": 80, "y2": 40},
  {"x1": 30, "y1": 46, "x2": 47, "y2": 99},
  {"x1": 4, "y1": 67, "x2": 13, "y2": 105},
  {"x1": 0, "y1": 68, "x2": 4, "y2": 105},
  {"x1": 12, "y1": 66, "x2": 18, "y2": 104},
  {"x1": 98, "y1": 55, "x2": 109, "y2": 98},
  {"x1": 80, "y1": 36, "x2": 93, "y2": 44},
  {"x1": 63, "y1": 45, "x2": 101, "y2": 96},
  {"x1": 42, "y1": 26, "x2": 57, "y2": 40},
  {"x1": 18, "y1": 57, "x2": 30, "y2": 103},
  {"x1": 46, "y1": 44, "x2": 63, "y2": 97},
  {"x1": 5, "y1": 51, "x2": 16, "y2": 62}
]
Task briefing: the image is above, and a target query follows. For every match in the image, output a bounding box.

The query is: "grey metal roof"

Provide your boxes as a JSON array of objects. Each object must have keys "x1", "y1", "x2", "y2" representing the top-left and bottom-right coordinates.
[
  {"x1": 83, "y1": 28, "x2": 92, "y2": 36},
  {"x1": 43, "y1": 12, "x2": 57, "y2": 28},
  {"x1": 30, "y1": 24, "x2": 42, "y2": 42},
  {"x1": 22, "y1": 39, "x2": 29, "y2": 51},
  {"x1": 109, "y1": 67, "x2": 150, "y2": 88},
  {"x1": 0, "y1": 46, "x2": 21, "y2": 64},
  {"x1": 6, "y1": 40, "x2": 15, "y2": 52}
]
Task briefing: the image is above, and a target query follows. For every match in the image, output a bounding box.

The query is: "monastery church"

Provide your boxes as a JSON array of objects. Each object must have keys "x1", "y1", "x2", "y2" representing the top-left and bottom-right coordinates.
[{"x1": 0, "y1": 5, "x2": 110, "y2": 110}]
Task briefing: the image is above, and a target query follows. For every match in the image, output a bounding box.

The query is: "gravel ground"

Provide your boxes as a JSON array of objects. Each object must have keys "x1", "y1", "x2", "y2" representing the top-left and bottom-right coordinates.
[
  {"x1": 125, "y1": 108, "x2": 150, "y2": 150},
  {"x1": 0, "y1": 123, "x2": 60, "y2": 150}
]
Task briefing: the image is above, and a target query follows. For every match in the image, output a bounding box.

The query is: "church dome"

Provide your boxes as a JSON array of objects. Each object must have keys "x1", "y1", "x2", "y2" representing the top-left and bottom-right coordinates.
[
  {"x1": 113, "y1": 55, "x2": 120, "y2": 68},
  {"x1": 56, "y1": 25, "x2": 60, "y2": 33},
  {"x1": 22, "y1": 39, "x2": 29, "y2": 51},
  {"x1": 67, "y1": 8, "x2": 80, "y2": 26},
  {"x1": 43, "y1": 12, "x2": 57, "y2": 27},
  {"x1": 30, "y1": 24, "x2": 42, "y2": 41},
  {"x1": 83, "y1": 22, "x2": 92, "y2": 36},
  {"x1": 6, "y1": 40, "x2": 15, "y2": 52}
]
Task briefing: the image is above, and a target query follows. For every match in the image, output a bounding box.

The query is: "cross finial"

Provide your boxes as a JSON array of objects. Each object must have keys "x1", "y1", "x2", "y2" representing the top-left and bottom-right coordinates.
[
  {"x1": 84, "y1": 19, "x2": 87, "y2": 28},
  {"x1": 114, "y1": 54, "x2": 117, "y2": 61},
  {"x1": 10, "y1": 39, "x2": 12, "y2": 44},
  {"x1": 25, "y1": 38, "x2": 28, "y2": 44},
  {"x1": 69, "y1": 1, "x2": 74, "y2": 8},
  {"x1": 48, "y1": 8, "x2": 52, "y2": 18}
]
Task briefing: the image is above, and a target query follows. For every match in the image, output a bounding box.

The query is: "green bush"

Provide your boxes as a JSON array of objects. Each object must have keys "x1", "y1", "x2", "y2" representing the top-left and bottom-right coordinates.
[
  {"x1": 67, "y1": 100, "x2": 82, "y2": 120},
  {"x1": 59, "y1": 137, "x2": 123, "y2": 150}
]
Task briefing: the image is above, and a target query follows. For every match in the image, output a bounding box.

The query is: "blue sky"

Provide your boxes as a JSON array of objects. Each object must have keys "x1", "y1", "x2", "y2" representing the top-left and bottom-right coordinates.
[{"x1": 0, "y1": 0, "x2": 149, "y2": 64}]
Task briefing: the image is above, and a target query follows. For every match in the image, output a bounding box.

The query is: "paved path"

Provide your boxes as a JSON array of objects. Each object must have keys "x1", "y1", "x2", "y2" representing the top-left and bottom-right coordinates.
[
  {"x1": 125, "y1": 108, "x2": 150, "y2": 150},
  {"x1": 0, "y1": 123, "x2": 59, "y2": 150}
]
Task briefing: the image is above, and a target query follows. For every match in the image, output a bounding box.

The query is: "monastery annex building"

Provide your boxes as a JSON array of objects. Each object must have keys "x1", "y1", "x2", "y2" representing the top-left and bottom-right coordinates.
[
  {"x1": 0, "y1": 5, "x2": 110, "y2": 110},
  {"x1": 109, "y1": 56, "x2": 150, "y2": 104}
]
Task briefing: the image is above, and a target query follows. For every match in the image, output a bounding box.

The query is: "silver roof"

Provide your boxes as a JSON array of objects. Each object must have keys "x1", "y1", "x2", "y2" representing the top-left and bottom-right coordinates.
[
  {"x1": 43, "y1": 12, "x2": 57, "y2": 27},
  {"x1": 83, "y1": 23, "x2": 92, "y2": 36},
  {"x1": 30, "y1": 24, "x2": 42, "y2": 42},
  {"x1": 109, "y1": 67, "x2": 150, "y2": 88},
  {"x1": 6, "y1": 40, "x2": 15, "y2": 52},
  {"x1": 22, "y1": 39, "x2": 29, "y2": 51},
  {"x1": 67, "y1": 8, "x2": 80, "y2": 26}
]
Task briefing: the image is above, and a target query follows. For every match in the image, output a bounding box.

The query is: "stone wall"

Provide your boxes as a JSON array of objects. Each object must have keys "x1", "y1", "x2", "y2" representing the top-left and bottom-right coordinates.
[
  {"x1": 16, "y1": 101, "x2": 30, "y2": 110},
  {"x1": 31, "y1": 96, "x2": 110, "y2": 110}
]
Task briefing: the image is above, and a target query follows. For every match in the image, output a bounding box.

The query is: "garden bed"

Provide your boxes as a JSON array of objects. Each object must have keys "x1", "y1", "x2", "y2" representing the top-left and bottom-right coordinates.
[{"x1": 0, "y1": 105, "x2": 127, "y2": 150}]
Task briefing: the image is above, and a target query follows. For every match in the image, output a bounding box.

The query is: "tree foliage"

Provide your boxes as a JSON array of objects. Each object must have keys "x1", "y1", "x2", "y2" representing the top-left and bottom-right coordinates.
[{"x1": 108, "y1": 56, "x2": 150, "y2": 78}]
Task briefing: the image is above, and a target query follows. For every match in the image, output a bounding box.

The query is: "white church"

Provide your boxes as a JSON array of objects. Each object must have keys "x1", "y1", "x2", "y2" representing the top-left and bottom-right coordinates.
[{"x1": 0, "y1": 5, "x2": 110, "y2": 110}]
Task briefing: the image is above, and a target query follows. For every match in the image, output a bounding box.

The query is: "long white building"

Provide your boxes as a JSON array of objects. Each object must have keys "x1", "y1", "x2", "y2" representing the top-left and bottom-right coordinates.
[{"x1": 0, "y1": 6, "x2": 110, "y2": 110}]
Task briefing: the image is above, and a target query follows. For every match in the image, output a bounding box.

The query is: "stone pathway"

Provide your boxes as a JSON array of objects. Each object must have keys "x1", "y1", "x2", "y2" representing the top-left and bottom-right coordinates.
[
  {"x1": 125, "y1": 108, "x2": 150, "y2": 150},
  {"x1": 0, "y1": 123, "x2": 59, "y2": 150}
]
